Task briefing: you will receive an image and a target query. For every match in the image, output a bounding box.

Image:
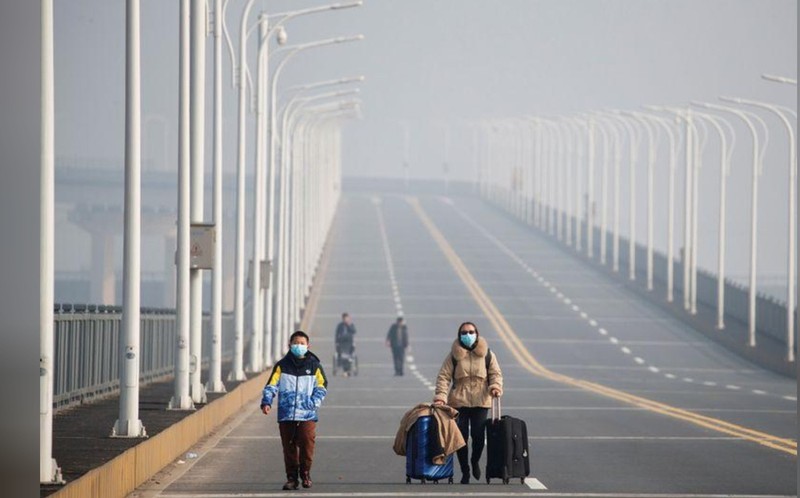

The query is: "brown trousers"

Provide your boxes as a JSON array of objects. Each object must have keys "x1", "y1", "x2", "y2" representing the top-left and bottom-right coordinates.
[{"x1": 278, "y1": 421, "x2": 316, "y2": 479}]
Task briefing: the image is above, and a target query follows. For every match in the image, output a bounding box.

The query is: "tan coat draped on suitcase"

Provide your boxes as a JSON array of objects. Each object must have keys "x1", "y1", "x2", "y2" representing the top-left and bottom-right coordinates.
[{"x1": 393, "y1": 403, "x2": 466, "y2": 465}]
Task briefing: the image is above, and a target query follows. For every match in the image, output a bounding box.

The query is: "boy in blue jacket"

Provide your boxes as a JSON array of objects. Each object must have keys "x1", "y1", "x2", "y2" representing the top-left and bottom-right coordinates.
[{"x1": 261, "y1": 331, "x2": 328, "y2": 490}]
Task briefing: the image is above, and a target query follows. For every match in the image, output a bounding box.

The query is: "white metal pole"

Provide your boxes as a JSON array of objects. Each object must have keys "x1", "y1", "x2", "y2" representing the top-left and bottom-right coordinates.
[
  {"x1": 574, "y1": 121, "x2": 583, "y2": 252},
  {"x1": 40, "y1": 0, "x2": 63, "y2": 482},
  {"x1": 683, "y1": 111, "x2": 693, "y2": 310},
  {"x1": 606, "y1": 118, "x2": 622, "y2": 273},
  {"x1": 700, "y1": 104, "x2": 762, "y2": 344},
  {"x1": 248, "y1": 14, "x2": 266, "y2": 373},
  {"x1": 562, "y1": 121, "x2": 573, "y2": 246},
  {"x1": 596, "y1": 121, "x2": 609, "y2": 264},
  {"x1": 726, "y1": 98, "x2": 796, "y2": 360},
  {"x1": 629, "y1": 114, "x2": 656, "y2": 290},
  {"x1": 274, "y1": 122, "x2": 288, "y2": 364},
  {"x1": 169, "y1": 0, "x2": 195, "y2": 410},
  {"x1": 667, "y1": 120, "x2": 677, "y2": 302},
  {"x1": 189, "y1": 0, "x2": 208, "y2": 403},
  {"x1": 586, "y1": 119, "x2": 595, "y2": 259},
  {"x1": 643, "y1": 112, "x2": 678, "y2": 302},
  {"x1": 228, "y1": 0, "x2": 256, "y2": 383},
  {"x1": 264, "y1": 35, "x2": 362, "y2": 362},
  {"x1": 206, "y1": 0, "x2": 226, "y2": 393},
  {"x1": 555, "y1": 124, "x2": 565, "y2": 241},
  {"x1": 712, "y1": 116, "x2": 729, "y2": 327},
  {"x1": 622, "y1": 116, "x2": 639, "y2": 281},
  {"x1": 113, "y1": 0, "x2": 146, "y2": 438}
]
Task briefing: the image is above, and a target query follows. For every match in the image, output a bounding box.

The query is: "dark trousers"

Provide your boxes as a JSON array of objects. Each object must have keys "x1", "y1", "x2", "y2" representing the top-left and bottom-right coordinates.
[
  {"x1": 391, "y1": 346, "x2": 405, "y2": 375},
  {"x1": 455, "y1": 407, "x2": 489, "y2": 473},
  {"x1": 278, "y1": 421, "x2": 316, "y2": 480}
]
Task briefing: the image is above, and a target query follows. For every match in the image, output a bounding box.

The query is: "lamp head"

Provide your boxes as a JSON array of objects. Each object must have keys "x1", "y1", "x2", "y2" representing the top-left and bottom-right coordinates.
[
  {"x1": 332, "y1": 1, "x2": 363, "y2": 9},
  {"x1": 276, "y1": 26, "x2": 288, "y2": 45}
]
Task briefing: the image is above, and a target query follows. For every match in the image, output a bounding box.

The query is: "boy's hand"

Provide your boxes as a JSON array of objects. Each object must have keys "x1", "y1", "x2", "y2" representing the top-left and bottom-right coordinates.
[{"x1": 261, "y1": 405, "x2": 271, "y2": 415}]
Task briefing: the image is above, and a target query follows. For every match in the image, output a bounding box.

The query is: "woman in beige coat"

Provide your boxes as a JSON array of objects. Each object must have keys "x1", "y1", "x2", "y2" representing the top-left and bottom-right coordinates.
[{"x1": 433, "y1": 322, "x2": 503, "y2": 484}]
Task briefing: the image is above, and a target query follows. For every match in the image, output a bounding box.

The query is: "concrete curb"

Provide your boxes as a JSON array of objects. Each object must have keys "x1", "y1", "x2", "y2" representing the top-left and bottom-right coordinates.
[{"x1": 48, "y1": 370, "x2": 269, "y2": 498}]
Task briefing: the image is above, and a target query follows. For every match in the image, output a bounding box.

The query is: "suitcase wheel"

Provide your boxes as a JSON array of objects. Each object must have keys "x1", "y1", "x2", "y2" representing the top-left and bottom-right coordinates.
[
  {"x1": 486, "y1": 477, "x2": 491, "y2": 484},
  {"x1": 448, "y1": 477, "x2": 454, "y2": 484},
  {"x1": 405, "y1": 477, "x2": 411, "y2": 484},
  {"x1": 433, "y1": 480, "x2": 439, "y2": 484},
  {"x1": 420, "y1": 478, "x2": 426, "y2": 484},
  {"x1": 520, "y1": 478, "x2": 525, "y2": 485},
  {"x1": 503, "y1": 478, "x2": 510, "y2": 485}
]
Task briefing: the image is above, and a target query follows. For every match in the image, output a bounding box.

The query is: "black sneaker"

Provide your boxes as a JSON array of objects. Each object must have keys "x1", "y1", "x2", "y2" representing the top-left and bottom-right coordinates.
[{"x1": 282, "y1": 479, "x2": 299, "y2": 490}]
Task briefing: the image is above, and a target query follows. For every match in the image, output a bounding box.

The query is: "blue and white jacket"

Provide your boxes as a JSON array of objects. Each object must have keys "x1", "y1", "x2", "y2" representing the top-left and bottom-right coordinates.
[{"x1": 260, "y1": 351, "x2": 328, "y2": 422}]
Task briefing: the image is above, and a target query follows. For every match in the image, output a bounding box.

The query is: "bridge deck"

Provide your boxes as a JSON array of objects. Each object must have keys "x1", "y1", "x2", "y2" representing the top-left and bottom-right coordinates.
[{"x1": 127, "y1": 195, "x2": 796, "y2": 497}]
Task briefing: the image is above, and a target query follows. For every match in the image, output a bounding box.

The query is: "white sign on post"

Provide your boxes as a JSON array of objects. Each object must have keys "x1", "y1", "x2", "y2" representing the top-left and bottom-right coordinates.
[{"x1": 190, "y1": 223, "x2": 215, "y2": 269}]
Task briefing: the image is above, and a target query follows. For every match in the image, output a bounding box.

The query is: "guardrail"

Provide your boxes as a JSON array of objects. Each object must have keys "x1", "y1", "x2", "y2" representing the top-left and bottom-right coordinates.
[
  {"x1": 53, "y1": 304, "x2": 235, "y2": 410},
  {"x1": 487, "y1": 188, "x2": 797, "y2": 357}
]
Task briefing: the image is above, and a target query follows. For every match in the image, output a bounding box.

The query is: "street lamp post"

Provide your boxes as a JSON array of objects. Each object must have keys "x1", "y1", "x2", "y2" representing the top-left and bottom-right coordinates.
[
  {"x1": 589, "y1": 116, "x2": 611, "y2": 264},
  {"x1": 689, "y1": 106, "x2": 737, "y2": 327},
  {"x1": 40, "y1": 0, "x2": 64, "y2": 482},
  {"x1": 648, "y1": 106, "x2": 696, "y2": 310},
  {"x1": 168, "y1": 0, "x2": 195, "y2": 411},
  {"x1": 222, "y1": 1, "x2": 362, "y2": 378},
  {"x1": 206, "y1": 0, "x2": 227, "y2": 395},
  {"x1": 697, "y1": 102, "x2": 769, "y2": 346},
  {"x1": 640, "y1": 111, "x2": 682, "y2": 302},
  {"x1": 265, "y1": 35, "x2": 363, "y2": 362},
  {"x1": 625, "y1": 112, "x2": 659, "y2": 290},
  {"x1": 723, "y1": 96, "x2": 796, "y2": 362},
  {"x1": 275, "y1": 90, "x2": 360, "y2": 359},
  {"x1": 282, "y1": 102, "x2": 358, "y2": 336},
  {"x1": 112, "y1": 0, "x2": 147, "y2": 437},
  {"x1": 563, "y1": 118, "x2": 586, "y2": 253}
]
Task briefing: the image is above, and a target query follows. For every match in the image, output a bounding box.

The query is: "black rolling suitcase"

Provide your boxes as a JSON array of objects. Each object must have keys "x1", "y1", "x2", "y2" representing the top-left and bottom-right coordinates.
[{"x1": 485, "y1": 397, "x2": 530, "y2": 484}]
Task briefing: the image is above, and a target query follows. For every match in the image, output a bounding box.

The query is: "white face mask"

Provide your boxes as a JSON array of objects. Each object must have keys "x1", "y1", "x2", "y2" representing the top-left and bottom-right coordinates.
[{"x1": 460, "y1": 333, "x2": 477, "y2": 348}]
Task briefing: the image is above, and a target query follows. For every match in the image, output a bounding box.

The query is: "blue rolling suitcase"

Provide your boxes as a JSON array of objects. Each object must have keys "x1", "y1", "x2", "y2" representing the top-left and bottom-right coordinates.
[{"x1": 405, "y1": 414, "x2": 455, "y2": 484}]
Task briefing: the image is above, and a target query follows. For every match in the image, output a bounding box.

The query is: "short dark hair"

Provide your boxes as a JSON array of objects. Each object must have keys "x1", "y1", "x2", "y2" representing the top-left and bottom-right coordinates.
[
  {"x1": 396, "y1": 316, "x2": 404, "y2": 323},
  {"x1": 289, "y1": 330, "x2": 310, "y2": 344},
  {"x1": 342, "y1": 312, "x2": 349, "y2": 319}
]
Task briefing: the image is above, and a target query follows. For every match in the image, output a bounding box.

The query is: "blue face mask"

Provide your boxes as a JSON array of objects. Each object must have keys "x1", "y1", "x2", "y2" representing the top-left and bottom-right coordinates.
[
  {"x1": 290, "y1": 344, "x2": 308, "y2": 357},
  {"x1": 460, "y1": 333, "x2": 477, "y2": 348}
]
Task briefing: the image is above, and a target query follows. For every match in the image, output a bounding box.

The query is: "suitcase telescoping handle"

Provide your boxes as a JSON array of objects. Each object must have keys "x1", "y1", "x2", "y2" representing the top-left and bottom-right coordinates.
[{"x1": 491, "y1": 396, "x2": 501, "y2": 422}]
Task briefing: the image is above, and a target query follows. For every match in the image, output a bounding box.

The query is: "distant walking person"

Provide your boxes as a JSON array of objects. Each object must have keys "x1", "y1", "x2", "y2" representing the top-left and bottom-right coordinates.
[
  {"x1": 261, "y1": 331, "x2": 328, "y2": 490},
  {"x1": 385, "y1": 316, "x2": 409, "y2": 376},
  {"x1": 433, "y1": 322, "x2": 503, "y2": 484},
  {"x1": 334, "y1": 312, "x2": 357, "y2": 375}
]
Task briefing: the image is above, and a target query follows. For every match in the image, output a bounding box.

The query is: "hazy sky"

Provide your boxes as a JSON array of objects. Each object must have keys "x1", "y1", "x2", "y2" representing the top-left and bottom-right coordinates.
[{"x1": 52, "y1": 0, "x2": 796, "y2": 297}]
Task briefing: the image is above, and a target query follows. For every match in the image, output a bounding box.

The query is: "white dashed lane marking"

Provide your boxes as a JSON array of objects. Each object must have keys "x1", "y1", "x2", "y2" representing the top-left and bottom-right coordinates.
[{"x1": 447, "y1": 201, "x2": 794, "y2": 403}]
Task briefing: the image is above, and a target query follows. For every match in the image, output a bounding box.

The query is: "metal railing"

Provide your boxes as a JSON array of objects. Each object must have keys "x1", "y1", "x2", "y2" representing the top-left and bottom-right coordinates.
[
  {"x1": 487, "y1": 188, "x2": 797, "y2": 355},
  {"x1": 53, "y1": 304, "x2": 235, "y2": 410}
]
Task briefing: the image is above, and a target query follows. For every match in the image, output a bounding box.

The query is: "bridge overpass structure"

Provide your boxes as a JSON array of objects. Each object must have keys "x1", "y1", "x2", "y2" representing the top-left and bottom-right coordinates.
[
  {"x1": 36, "y1": 192, "x2": 796, "y2": 498},
  {"x1": 0, "y1": 2, "x2": 794, "y2": 497}
]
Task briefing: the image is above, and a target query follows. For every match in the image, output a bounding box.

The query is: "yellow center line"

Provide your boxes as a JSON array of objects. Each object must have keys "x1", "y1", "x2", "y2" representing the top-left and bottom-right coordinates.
[{"x1": 407, "y1": 197, "x2": 797, "y2": 457}]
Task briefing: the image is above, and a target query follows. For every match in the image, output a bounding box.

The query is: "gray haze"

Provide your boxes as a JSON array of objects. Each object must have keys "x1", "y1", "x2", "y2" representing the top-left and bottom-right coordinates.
[{"x1": 51, "y1": 0, "x2": 796, "y2": 305}]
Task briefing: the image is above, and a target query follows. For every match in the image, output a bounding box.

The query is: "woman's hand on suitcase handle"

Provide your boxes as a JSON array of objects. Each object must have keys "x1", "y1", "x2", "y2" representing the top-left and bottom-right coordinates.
[{"x1": 490, "y1": 388, "x2": 501, "y2": 398}]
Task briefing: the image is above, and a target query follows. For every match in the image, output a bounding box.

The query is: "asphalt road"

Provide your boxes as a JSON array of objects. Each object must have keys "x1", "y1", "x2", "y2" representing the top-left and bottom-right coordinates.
[{"x1": 132, "y1": 194, "x2": 797, "y2": 498}]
